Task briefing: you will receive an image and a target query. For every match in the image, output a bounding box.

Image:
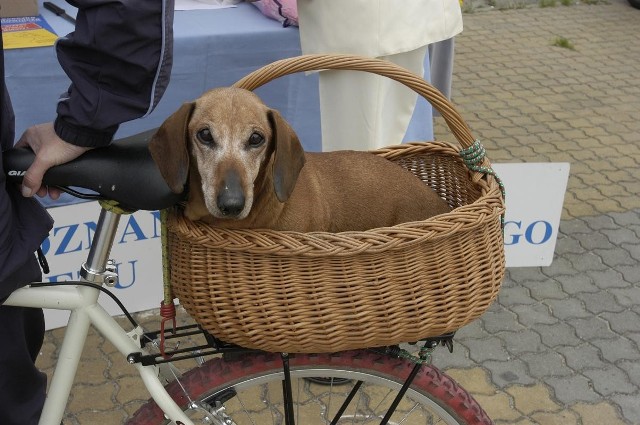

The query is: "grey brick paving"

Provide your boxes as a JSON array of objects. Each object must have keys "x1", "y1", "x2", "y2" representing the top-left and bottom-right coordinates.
[
  {"x1": 496, "y1": 329, "x2": 544, "y2": 355},
  {"x1": 602, "y1": 310, "x2": 640, "y2": 334},
  {"x1": 587, "y1": 269, "x2": 632, "y2": 289},
  {"x1": 481, "y1": 309, "x2": 524, "y2": 333},
  {"x1": 557, "y1": 344, "x2": 609, "y2": 372},
  {"x1": 611, "y1": 212, "x2": 640, "y2": 228},
  {"x1": 433, "y1": 3, "x2": 640, "y2": 421},
  {"x1": 536, "y1": 322, "x2": 584, "y2": 348},
  {"x1": 611, "y1": 287, "x2": 640, "y2": 308},
  {"x1": 577, "y1": 291, "x2": 627, "y2": 315},
  {"x1": 627, "y1": 333, "x2": 640, "y2": 351},
  {"x1": 613, "y1": 395, "x2": 640, "y2": 424},
  {"x1": 618, "y1": 360, "x2": 640, "y2": 387},
  {"x1": 544, "y1": 298, "x2": 591, "y2": 320},
  {"x1": 511, "y1": 303, "x2": 558, "y2": 327},
  {"x1": 465, "y1": 337, "x2": 511, "y2": 363},
  {"x1": 595, "y1": 247, "x2": 638, "y2": 268},
  {"x1": 592, "y1": 338, "x2": 640, "y2": 363},
  {"x1": 568, "y1": 316, "x2": 618, "y2": 342},
  {"x1": 429, "y1": 341, "x2": 477, "y2": 369},
  {"x1": 557, "y1": 273, "x2": 602, "y2": 295},
  {"x1": 520, "y1": 351, "x2": 574, "y2": 379},
  {"x1": 496, "y1": 284, "x2": 536, "y2": 306},
  {"x1": 545, "y1": 375, "x2": 601, "y2": 405},
  {"x1": 527, "y1": 280, "x2": 567, "y2": 301},
  {"x1": 583, "y1": 367, "x2": 637, "y2": 397},
  {"x1": 628, "y1": 243, "x2": 640, "y2": 262},
  {"x1": 483, "y1": 359, "x2": 536, "y2": 387},
  {"x1": 603, "y1": 228, "x2": 640, "y2": 246}
]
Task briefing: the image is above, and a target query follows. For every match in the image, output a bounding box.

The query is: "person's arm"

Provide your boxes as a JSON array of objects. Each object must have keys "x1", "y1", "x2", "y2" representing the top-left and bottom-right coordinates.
[
  {"x1": 18, "y1": 0, "x2": 175, "y2": 197},
  {"x1": 55, "y1": 0, "x2": 174, "y2": 147}
]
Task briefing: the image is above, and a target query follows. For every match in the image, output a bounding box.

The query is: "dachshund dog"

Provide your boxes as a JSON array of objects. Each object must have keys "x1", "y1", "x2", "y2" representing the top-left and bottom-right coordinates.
[{"x1": 149, "y1": 87, "x2": 451, "y2": 232}]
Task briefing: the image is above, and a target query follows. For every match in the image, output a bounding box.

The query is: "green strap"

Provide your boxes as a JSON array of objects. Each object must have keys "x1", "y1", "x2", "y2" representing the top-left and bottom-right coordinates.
[
  {"x1": 98, "y1": 199, "x2": 135, "y2": 215},
  {"x1": 160, "y1": 208, "x2": 173, "y2": 305},
  {"x1": 396, "y1": 346, "x2": 435, "y2": 365},
  {"x1": 459, "y1": 140, "x2": 506, "y2": 228}
]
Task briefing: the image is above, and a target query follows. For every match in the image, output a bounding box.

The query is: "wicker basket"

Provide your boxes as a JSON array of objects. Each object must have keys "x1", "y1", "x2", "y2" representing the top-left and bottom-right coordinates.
[{"x1": 166, "y1": 54, "x2": 505, "y2": 354}]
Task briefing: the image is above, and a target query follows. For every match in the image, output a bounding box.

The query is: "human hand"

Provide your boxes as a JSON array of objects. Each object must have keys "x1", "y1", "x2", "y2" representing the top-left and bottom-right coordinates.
[{"x1": 16, "y1": 123, "x2": 92, "y2": 199}]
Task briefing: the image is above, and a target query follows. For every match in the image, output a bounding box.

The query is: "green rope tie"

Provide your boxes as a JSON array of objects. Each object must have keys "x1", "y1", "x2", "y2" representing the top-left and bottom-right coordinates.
[
  {"x1": 160, "y1": 208, "x2": 173, "y2": 306},
  {"x1": 459, "y1": 140, "x2": 506, "y2": 228},
  {"x1": 396, "y1": 346, "x2": 435, "y2": 365},
  {"x1": 98, "y1": 199, "x2": 136, "y2": 215}
]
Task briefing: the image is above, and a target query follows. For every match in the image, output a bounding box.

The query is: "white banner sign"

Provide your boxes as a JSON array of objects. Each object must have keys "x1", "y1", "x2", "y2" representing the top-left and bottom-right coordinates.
[
  {"x1": 494, "y1": 162, "x2": 570, "y2": 268},
  {"x1": 41, "y1": 162, "x2": 569, "y2": 329}
]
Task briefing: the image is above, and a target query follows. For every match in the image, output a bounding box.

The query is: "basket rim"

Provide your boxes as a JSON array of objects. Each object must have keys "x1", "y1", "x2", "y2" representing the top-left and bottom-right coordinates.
[{"x1": 165, "y1": 142, "x2": 505, "y2": 256}]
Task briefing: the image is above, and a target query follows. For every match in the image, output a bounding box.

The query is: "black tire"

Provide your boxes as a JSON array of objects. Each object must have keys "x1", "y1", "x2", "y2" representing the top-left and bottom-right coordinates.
[
  {"x1": 629, "y1": 0, "x2": 640, "y2": 9},
  {"x1": 128, "y1": 350, "x2": 493, "y2": 425}
]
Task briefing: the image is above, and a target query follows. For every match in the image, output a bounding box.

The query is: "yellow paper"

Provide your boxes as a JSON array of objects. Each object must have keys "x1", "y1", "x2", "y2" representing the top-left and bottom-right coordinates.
[{"x1": 2, "y1": 17, "x2": 58, "y2": 49}]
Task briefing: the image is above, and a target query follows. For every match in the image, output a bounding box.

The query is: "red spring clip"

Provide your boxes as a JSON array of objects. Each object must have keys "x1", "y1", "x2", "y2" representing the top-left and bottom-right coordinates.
[{"x1": 159, "y1": 301, "x2": 177, "y2": 359}]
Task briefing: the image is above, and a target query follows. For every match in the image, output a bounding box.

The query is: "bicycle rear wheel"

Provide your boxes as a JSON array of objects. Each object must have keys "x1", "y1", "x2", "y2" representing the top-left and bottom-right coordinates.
[{"x1": 128, "y1": 350, "x2": 492, "y2": 425}]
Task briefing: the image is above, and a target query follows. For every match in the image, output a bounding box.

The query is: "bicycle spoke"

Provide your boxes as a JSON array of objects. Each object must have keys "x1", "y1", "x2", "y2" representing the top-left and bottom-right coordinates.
[
  {"x1": 362, "y1": 385, "x2": 393, "y2": 423},
  {"x1": 329, "y1": 380, "x2": 363, "y2": 425},
  {"x1": 396, "y1": 402, "x2": 421, "y2": 424},
  {"x1": 296, "y1": 378, "x2": 302, "y2": 425},
  {"x1": 234, "y1": 393, "x2": 259, "y2": 425}
]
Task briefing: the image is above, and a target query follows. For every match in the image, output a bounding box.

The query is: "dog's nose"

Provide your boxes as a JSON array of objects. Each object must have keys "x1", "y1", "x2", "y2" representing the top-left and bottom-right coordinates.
[
  {"x1": 217, "y1": 170, "x2": 246, "y2": 217},
  {"x1": 217, "y1": 190, "x2": 245, "y2": 217}
]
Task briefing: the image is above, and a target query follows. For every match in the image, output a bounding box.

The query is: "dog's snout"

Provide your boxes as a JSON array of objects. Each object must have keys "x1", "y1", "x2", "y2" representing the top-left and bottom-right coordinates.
[
  {"x1": 217, "y1": 170, "x2": 246, "y2": 217},
  {"x1": 218, "y1": 191, "x2": 245, "y2": 216}
]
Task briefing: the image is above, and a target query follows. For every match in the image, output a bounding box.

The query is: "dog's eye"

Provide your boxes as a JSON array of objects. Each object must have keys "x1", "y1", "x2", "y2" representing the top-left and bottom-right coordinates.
[
  {"x1": 248, "y1": 132, "x2": 265, "y2": 148},
  {"x1": 197, "y1": 128, "x2": 215, "y2": 145}
]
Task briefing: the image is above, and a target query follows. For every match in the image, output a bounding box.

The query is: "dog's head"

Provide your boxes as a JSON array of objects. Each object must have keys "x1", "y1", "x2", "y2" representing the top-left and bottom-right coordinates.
[{"x1": 149, "y1": 87, "x2": 305, "y2": 220}]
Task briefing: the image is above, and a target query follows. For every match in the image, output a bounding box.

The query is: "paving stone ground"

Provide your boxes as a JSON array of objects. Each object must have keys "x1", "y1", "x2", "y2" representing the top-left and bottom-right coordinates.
[
  {"x1": 430, "y1": 1, "x2": 640, "y2": 423},
  {"x1": 38, "y1": 1, "x2": 640, "y2": 423}
]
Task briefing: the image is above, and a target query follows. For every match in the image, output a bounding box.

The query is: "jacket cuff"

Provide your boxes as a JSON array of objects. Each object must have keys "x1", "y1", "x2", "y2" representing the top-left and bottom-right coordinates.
[{"x1": 54, "y1": 117, "x2": 118, "y2": 148}]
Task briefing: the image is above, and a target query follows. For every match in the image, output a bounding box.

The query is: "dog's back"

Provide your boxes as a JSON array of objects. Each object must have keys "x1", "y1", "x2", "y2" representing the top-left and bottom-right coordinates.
[{"x1": 278, "y1": 151, "x2": 451, "y2": 232}]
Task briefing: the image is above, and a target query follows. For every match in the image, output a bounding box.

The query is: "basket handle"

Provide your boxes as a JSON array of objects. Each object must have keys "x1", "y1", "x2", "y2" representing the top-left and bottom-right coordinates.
[{"x1": 234, "y1": 54, "x2": 480, "y2": 154}]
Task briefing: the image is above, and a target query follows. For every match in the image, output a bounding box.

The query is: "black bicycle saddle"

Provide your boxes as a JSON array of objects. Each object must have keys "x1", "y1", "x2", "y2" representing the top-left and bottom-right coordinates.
[{"x1": 2, "y1": 129, "x2": 185, "y2": 211}]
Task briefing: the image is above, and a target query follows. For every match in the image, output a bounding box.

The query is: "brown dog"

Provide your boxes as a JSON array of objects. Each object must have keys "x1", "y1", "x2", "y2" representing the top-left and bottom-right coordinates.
[{"x1": 149, "y1": 87, "x2": 451, "y2": 232}]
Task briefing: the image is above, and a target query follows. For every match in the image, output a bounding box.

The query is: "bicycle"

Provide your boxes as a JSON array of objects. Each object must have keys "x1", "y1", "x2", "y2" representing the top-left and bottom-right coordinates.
[
  {"x1": 4, "y1": 133, "x2": 497, "y2": 425},
  {"x1": 3, "y1": 55, "x2": 502, "y2": 425}
]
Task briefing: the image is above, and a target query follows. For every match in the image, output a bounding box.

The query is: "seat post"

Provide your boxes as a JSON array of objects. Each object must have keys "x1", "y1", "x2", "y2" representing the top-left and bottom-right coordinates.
[{"x1": 80, "y1": 207, "x2": 121, "y2": 284}]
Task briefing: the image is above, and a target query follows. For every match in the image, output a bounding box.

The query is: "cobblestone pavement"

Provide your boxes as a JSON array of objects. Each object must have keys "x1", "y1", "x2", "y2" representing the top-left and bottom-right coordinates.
[{"x1": 38, "y1": 1, "x2": 640, "y2": 424}]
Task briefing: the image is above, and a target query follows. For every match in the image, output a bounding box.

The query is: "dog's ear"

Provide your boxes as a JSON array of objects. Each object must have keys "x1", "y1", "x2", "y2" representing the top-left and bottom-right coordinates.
[
  {"x1": 267, "y1": 109, "x2": 306, "y2": 202},
  {"x1": 149, "y1": 102, "x2": 195, "y2": 194}
]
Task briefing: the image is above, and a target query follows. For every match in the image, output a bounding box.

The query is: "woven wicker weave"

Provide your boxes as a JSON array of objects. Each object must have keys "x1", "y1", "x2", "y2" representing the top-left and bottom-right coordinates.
[{"x1": 166, "y1": 54, "x2": 505, "y2": 353}]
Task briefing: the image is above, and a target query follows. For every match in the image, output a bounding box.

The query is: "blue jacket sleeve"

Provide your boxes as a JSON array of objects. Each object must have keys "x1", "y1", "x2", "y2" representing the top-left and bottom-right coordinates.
[{"x1": 54, "y1": 0, "x2": 175, "y2": 147}]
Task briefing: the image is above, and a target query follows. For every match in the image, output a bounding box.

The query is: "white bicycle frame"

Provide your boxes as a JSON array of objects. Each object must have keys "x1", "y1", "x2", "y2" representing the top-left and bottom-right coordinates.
[{"x1": 3, "y1": 207, "x2": 193, "y2": 425}]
